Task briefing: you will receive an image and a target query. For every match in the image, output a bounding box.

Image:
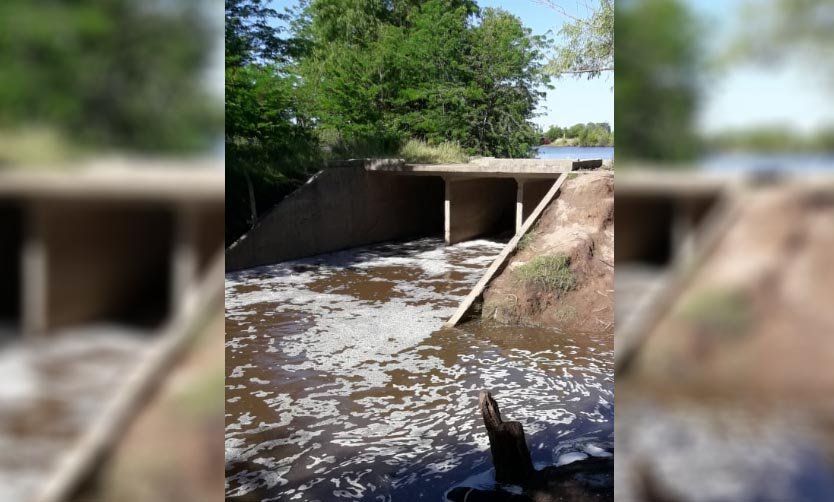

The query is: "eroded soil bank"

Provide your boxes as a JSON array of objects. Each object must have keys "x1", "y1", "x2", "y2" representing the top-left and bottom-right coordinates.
[{"x1": 482, "y1": 172, "x2": 614, "y2": 333}]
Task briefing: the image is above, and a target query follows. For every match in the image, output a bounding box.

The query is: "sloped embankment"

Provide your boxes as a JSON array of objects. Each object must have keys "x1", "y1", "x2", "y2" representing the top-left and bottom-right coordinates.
[{"x1": 481, "y1": 172, "x2": 614, "y2": 333}]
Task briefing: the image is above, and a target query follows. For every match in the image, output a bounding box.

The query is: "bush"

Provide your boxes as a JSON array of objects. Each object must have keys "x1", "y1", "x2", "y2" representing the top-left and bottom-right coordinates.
[
  {"x1": 514, "y1": 254, "x2": 576, "y2": 293},
  {"x1": 399, "y1": 139, "x2": 469, "y2": 164}
]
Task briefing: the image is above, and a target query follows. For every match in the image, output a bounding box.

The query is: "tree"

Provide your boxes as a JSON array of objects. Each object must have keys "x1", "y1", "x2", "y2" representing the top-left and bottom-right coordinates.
[
  {"x1": 536, "y1": 0, "x2": 614, "y2": 79},
  {"x1": 225, "y1": 0, "x2": 319, "y2": 244},
  {"x1": 0, "y1": 0, "x2": 218, "y2": 153},
  {"x1": 615, "y1": 0, "x2": 702, "y2": 161},
  {"x1": 296, "y1": 0, "x2": 546, "y2": 158}
]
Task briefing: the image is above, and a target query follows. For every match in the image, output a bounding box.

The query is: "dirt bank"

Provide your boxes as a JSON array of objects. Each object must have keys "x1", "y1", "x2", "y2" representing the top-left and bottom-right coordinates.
[
  {"x1": 481, "y1": 172, "x2": 614, "y2": 333},
  {"x1": 630, "y1": 184, "x2": 834, "y2": 398}
]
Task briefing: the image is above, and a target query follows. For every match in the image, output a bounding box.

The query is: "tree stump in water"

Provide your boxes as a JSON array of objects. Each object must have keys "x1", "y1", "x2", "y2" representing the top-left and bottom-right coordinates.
[
  {"x1": 451, "y1": 391, "x2": 614, "y2": 502},
  {"x1": 479, "y1": 390, "x2": 536, "y2": 485}
]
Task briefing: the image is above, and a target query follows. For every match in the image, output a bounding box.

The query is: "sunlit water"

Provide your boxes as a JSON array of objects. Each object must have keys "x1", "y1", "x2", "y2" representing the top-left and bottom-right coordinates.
[{"x1": 225, "y1": 237, "x2": 614, "y2": 501}]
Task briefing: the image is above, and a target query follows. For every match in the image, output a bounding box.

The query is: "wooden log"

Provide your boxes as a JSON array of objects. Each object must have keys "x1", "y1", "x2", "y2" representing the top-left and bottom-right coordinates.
[{"x1": 479, "y1": 391, "x2": 536, "y2": 485}]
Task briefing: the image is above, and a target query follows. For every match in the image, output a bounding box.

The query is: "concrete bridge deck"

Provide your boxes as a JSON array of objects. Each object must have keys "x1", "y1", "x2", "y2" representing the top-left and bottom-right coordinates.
[{"x1": 366, "y1": 157, "x2": 603, "y2": 178}]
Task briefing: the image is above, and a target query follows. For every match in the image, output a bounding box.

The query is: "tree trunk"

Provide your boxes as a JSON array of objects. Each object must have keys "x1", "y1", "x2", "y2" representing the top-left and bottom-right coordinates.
[{"x1": 479, "y1": 391, "x2": 535, "y2": 486}]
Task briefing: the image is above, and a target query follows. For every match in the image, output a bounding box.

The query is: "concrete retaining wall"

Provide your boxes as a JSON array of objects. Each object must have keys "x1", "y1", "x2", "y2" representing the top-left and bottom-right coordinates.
[
  {"x1": 446, "y1": 177, "x2": 516, "y2": 244},
  {"x1": 226, "y1": 166, "x2": 445, "y2": 271}
]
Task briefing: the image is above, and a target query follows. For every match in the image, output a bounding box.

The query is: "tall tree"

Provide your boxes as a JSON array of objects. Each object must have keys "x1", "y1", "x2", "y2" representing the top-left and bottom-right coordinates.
[
  {"x1": 225, "y1": 0, "x2": 319, "y2": 244},
  {"x1": 615, "y1": 0, "x2": 702, "y2": 161}
]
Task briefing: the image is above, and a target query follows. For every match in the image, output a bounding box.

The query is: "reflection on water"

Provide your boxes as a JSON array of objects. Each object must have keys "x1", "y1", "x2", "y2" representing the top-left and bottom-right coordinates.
[
  {"x1": 225, "y1": 237, "x2": 614, "y2": 501},
  {"x1": 0, "y1": 328, "x2": 149, "y2": 501},
  {"x1": 535, "y1": 146, "x2": 614, "y2": 160}
]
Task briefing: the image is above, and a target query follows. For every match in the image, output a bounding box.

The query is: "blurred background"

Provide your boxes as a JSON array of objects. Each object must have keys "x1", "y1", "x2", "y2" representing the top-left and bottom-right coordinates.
[
  {"x1": 0, "y1": 1, "x2": 224, "y2": 501},
  {"x1": 615, "y1": 0, "x2": 834, "y2": 500}
]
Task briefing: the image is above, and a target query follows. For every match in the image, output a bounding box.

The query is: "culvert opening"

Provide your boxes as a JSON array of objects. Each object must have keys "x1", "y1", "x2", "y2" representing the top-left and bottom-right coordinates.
[
  {"x1": 616, "y1": 192, "x2": 721, "y2": 266},
  {"x1": 43, "y1": 202, "x2": 173, "y2": 332},
  {"x1": 446, "y1": 177, "x2": 517, "y2": 244},
  {"x1": 0, "y1": 201, "x2": 23, "y2": 334}
]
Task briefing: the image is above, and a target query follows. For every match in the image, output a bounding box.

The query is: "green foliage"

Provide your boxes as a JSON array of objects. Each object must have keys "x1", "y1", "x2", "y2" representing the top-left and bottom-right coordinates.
[
  {"x1": 514, "y1": 254, "x2": 577, "y2": 293},
  {"x1": 226, "y1": 0, "x2": 552, "y2": 243},
  {"x1": 517, "y1": 231, "x2": 537, "y2": 251},
  {"x1": 616, "y1": 0, "x2": 702, "y2": 162},
  {"x1": 399, "y1": 139, "x2": 469, "y2": 164},
  {"x1": 546, "y1": 0, "x2": 614, "y2": 79},
  {"x1": 225, "y1": 0, "x2": 322, "y2": 245},
  {"x1": 0, "y1": 0, "x2": 218, "y2": 154},
  {"x1": 678, "y1": 287, "x2": 753, "y2": 336},
  {"x1": 707, "y1": 125, "x2": 834, "y2": 153},
  {"x1": 543, "y1": 122, "x2": 613, "y2": 146},
  {"x1": 297, "y1": 1, "x2": 547, "y2": 158}
]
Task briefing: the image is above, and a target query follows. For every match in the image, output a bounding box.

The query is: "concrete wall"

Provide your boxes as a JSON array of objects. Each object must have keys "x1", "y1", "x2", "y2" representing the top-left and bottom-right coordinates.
[
  {"x1": 34, "y1": 201, "x2": 174, "y2": 332},
  {"x1": 446, "y1": 177, "x2": 516, "y2": 244},
  {"x1": 226, "y1": 166, "x2": 445, "y2": 271},
  {"x1": 521, "y1": 179, "x2": 555, "y2": 224}
]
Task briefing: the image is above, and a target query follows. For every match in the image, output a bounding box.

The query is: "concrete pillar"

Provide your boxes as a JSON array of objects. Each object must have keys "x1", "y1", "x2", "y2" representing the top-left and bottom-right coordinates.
[
  {"x1": 171, "y1": 205, "x2": 199, "y2": 318},
  {"x1": 444, "y1": 177, "x2": 516, "y2": 245},
  {"x1": 672, "y1": 200, "x2": 697, "y2": 262},
  {"x1": 22, "y1": 202, "x2": 48, "y2": 339},
  {"x1": 515, "y1": 179, "x2": 525, "y2": 233},
  {"x1": 513, "y1": 178, "x2": 558, "y2": 234}
]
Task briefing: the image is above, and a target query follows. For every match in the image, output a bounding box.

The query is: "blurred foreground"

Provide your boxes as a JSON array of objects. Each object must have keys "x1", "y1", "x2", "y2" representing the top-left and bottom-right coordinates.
[
  {"x1": 615, "y1": 165, "x2": 834, "y2": 500},
  {"x1": 0, "y1": 158, "x2": 224, "y2": 502}
]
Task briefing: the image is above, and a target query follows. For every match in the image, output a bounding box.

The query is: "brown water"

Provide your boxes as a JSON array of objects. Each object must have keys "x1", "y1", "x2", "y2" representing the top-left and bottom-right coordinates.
[
  {"x1": 0, "y1": 328, "x2": 149, "y2": 501},
  {"x1": 225, "y1": 237, "x2": 614, "y2": 501}
]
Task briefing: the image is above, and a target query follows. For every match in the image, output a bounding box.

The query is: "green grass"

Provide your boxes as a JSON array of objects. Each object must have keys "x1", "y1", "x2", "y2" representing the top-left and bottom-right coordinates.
[
  {"x1": 677, "y1": 287, "x2": 753, "y2": 335},
  {"x1": 514, "y1": 254, "x2": 577, "y2": 293},
  {"x1": 517, "y1": 231, "x2": 536, "y2": 251},
  {"x1": 398, "y1": 139, "x2": 469, "y2": 164}
]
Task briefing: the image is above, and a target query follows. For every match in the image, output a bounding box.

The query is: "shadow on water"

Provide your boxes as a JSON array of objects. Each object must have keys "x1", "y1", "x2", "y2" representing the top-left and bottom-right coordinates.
[{"x1": 225, "y1": 237, "x2": 613, "y2": 501}]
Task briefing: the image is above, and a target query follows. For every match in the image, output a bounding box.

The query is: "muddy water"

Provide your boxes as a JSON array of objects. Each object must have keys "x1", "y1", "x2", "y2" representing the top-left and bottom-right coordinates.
[
  {"x1": 225, "y1": 237, "x2": 614, "y2": 501},
  {"x1": 0, "y1": 328, "x2": 149, "y2": 501}
]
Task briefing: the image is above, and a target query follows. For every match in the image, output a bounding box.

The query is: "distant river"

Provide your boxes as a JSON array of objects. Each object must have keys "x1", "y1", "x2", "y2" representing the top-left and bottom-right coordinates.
[{"x1": 535, "y1": 145, "x2": 614, "y2": 160}]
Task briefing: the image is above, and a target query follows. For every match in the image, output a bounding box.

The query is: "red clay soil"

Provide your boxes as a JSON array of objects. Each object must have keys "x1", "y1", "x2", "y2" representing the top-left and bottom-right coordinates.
[{"x1": 481, "y1": 172, "x2": 614, "y2": 333}]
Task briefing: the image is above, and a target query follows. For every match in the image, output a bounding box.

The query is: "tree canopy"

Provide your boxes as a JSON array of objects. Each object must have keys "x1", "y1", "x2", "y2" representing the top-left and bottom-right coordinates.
[
  {"x1": 0, "y1": 0, "x2": 219, "y2": 154},
  {"x1": 225, "y1": 0, "x2": 553, "y2": 244},
  {"x1": 615, "y1": 0, "x2": 702, "y2": 162}
]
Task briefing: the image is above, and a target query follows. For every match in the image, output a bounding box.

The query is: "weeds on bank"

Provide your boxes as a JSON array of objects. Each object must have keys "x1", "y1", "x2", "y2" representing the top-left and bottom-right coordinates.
[
  {"x1": 514, "y1": 254, "x2": 576, "y2": 293},
  {"x1": 517, "y1": 231, "x2": 536, "y2": 251},
  {"x1": 677, "y1": 287, "x2": 753, "y2": 336}
]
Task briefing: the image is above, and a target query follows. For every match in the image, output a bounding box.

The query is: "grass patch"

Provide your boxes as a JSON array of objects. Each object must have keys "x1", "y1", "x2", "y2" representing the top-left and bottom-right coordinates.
[
  {"x1": 677, "y1": 287, "x2": 753, "y2": 336},
  {"x1": 514, "y1": 254, "x2": 576, "y2": 293},
  {"x1": 517, "y1": 231, "x2": 536, "y2": 251},
  {"x1": 399, "y1": 139, "x2": 469, "y2": 164}
]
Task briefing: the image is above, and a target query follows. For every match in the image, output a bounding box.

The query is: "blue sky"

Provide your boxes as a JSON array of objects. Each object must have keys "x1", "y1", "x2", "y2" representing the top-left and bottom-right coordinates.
[
  {"x1": 478, "y1": 0, "x2": 614, "y2": 129},
  {"x1": 689, "y1": 0, "x2": 833, "y2": 134}
]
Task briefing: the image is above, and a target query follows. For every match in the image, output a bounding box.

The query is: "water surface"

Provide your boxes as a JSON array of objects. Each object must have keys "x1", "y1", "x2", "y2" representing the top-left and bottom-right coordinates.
[
  {"x1": 535, "y1": 146, "x2": 614, "y2": 160},
  {"x1": 225, "y1": 238, "x2": 614, "y2": 501}
]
